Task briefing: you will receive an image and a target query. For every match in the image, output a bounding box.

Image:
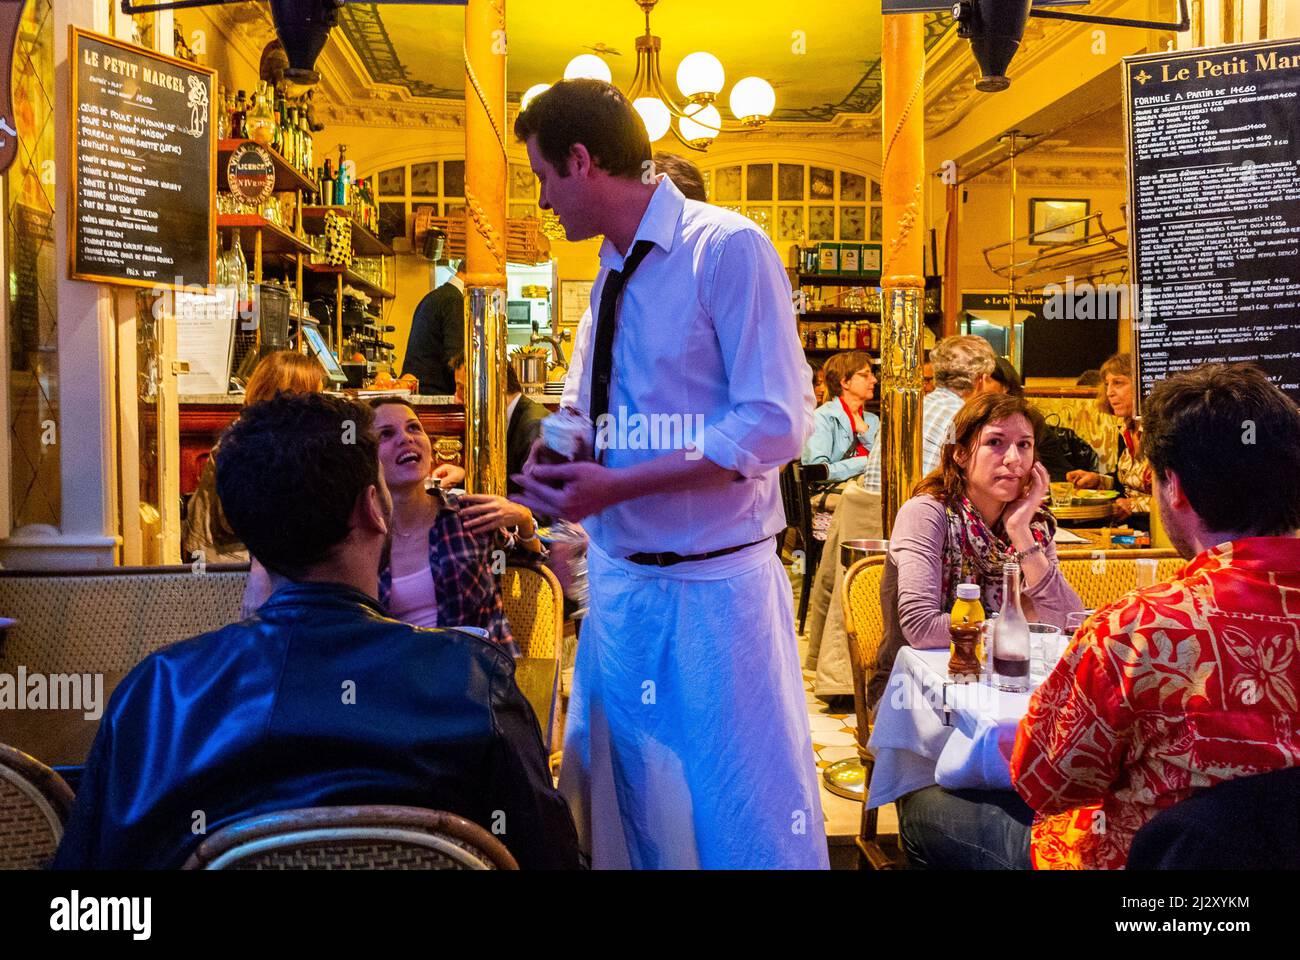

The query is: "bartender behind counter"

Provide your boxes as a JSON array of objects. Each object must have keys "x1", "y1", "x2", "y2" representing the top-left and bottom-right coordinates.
[{"x1": 402, "y1": 259, "x2": 466, "y2": 395}]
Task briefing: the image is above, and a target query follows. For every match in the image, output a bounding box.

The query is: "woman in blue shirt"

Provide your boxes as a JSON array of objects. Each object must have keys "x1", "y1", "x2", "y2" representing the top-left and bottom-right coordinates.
[{"x1": 803, "y1": 350, "x2": 880, "y2": 483}]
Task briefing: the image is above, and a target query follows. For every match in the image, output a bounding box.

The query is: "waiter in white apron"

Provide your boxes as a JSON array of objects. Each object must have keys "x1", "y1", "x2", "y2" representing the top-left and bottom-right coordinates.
[{"x1": 511, "y1": 79, "x2": 826, "y2": 869}]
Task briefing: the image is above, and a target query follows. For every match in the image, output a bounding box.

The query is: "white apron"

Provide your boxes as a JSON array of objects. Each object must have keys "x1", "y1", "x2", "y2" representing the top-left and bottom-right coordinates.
[{"x1": 559, "y1": 541, "x2": 829, "y2": 869}]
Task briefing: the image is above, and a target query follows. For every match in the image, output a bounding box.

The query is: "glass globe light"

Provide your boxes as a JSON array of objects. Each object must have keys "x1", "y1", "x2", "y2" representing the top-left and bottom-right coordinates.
[
  {"x1": 729, "y1": 76, "x2": 776, "y2": 122},
  {"x1": 676, "y1": 51, "x2": 725, "y2": 100},
  {"x1": 678, "y1": 103, "x2": 722, "y2": 144},
  {"x1": 633, "y1": 97, "x2": 672, "y2": 142},
  {"x1": 564, "y1": 54, "x2": 612, "y2": 83},
  {"x1": 520, "y1": 83, "x2": 551, "y2": 111}
]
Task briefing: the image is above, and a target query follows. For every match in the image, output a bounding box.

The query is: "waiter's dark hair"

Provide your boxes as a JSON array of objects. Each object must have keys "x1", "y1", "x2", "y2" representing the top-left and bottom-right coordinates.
[
  {"x1": 514, "y1": 79, "x2": 650, "y2": 179},
  {"x1": 1142, "y1": 362, "x2": 1300, "y2": 536},
  {"x1": 216, "y1": 393, "x2": 379, "y2": 579}
]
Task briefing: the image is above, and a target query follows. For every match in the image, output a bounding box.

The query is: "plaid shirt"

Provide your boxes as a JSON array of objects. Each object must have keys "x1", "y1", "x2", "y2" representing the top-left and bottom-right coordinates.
[
  {"x1": 379, "y1": 507, "x2": 516, "y2": 649},
  {"x1": 858, "y1": 386, "x2": 965, "y2": 494}
]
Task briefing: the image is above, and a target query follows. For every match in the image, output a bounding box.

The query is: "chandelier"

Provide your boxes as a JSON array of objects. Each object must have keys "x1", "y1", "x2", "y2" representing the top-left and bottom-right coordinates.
[{"x1": 521, "y1": 0, "x2": 776, "y2": 152}]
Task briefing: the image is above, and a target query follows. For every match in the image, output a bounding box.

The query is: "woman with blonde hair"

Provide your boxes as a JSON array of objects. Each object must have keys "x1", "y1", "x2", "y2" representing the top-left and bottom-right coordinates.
[
  {"x1": 1066, "y1": 352, "x2": 1151, "y2": 527},
  {"x1": 183, "y1": 350, "x2": 326, "y2": 562}
]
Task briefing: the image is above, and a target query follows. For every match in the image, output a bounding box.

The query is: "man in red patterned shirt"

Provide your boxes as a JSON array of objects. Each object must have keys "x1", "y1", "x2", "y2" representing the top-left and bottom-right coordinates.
[{"x1": 901, "y1": 363, "x2": 1300, "y2": 869}]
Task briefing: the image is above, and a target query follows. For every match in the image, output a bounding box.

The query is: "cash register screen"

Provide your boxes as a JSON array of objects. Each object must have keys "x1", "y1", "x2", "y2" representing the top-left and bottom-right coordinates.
[{"x1": 301, "y1": 323, "x2": 349, "y2": 387}]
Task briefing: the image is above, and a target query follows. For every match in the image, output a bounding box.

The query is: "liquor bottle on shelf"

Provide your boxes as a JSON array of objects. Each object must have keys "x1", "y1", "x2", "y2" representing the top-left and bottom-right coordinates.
[
  {"x1": 827, "y1": 325, "x2": 838, "y2": 350},
  {"x1": 320, "y1": 160, "x2": 335, "y2": 206},
  {"x1": 216, "y1": 86, "x2": 229, "y2": 140},
  {"x1": 335, "y1": 144, "x2": 350, "y2": 207},
  {"x1": 299, "y1": 107, "x2": 313, "y2": 179},
  {"x1": 992, "y1": 561, "x2": 1031, "y2": 692},
  {"x1": 229, "y1": 231, "x2": 250, "y2": 317},
  {"x1": 231, "y1": 90, "x2": 247, "y2": 140},
  {"x1": 246, "y1": 88, "x2": 274, "y2": 146}
]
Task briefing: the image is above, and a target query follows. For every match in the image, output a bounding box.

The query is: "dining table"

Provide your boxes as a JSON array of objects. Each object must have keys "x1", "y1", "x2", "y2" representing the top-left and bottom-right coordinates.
[{"x1": 866, "y1": 647, "x2": 1037, "y2": 810}]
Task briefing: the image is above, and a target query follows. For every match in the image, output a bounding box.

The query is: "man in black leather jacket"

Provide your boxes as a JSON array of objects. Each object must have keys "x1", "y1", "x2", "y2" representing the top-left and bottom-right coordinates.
[{"x1": 53, "y1": 393, "x2": 581, "y2": 870}]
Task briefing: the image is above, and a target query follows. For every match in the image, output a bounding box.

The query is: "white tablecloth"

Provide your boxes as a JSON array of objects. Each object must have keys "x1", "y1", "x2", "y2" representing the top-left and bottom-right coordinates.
[{"x1": 866, "y1": 648, "x2": 1033, "y2": 809}]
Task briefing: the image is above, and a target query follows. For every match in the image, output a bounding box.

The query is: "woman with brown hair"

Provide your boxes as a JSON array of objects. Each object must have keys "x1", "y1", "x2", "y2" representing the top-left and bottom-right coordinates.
[
  {"x1": 1066, "y1": 352, "x2": 1151, "y2": 527},
  {"x1": 867, "y1": 392, "x2": 1081, "y2": 708},
  {"x1": 802, "y1": 350, "x2": 879, "y2": 483},
  {"x1": 183, "y1": 350, "x2": 326, "y2": 563}
]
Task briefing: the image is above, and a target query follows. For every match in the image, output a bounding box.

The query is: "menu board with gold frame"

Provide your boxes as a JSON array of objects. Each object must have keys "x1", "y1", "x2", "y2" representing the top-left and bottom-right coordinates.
[{"x1": 69, "y1": 27, "x2": 216, "y2": 291}]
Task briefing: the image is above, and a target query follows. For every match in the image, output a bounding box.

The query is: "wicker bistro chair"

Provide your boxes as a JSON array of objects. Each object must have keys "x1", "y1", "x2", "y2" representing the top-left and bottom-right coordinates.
[
  {"x1": 499, "y1": 564, "x2": 564, "y2": 752},
  {"x1": 182, "y1": 806, "x2": 519, "y2": 870},
  {"x1": 839, "y1": 555, "x2": 897, "y2": 870},
  {"x1": 1053, "y1": 549, "x2": 1182, "y2": 613},
  {"x1": 0, "y1": 742, "x2": 76, "y2": 869}
]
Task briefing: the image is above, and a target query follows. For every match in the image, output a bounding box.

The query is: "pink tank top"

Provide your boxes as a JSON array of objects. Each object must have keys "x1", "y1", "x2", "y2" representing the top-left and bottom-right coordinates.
[{"x1": 386, "y1": 566, "x2": 439, "y2": 629}]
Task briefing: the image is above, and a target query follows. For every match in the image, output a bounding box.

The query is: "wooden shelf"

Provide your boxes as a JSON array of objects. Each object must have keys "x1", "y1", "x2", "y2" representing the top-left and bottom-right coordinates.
[
  {"x1": 303, "y1": 262, "x2": 395, "y2": 301},
  {"x1": 803, "y1": 346, "x2": 879, "y2": 355},
  {"x1": 300, "y1": 206, "x2": 393, "y2": 257},
  {"x1": 216, "y1": 215, "x2": 315, "y2": 257},
  {"x1": 218, "y1": 139, "x2": 318, "y2": 196},
  {"x1": 800, "y1": 310, "x2": 880, "y2": 320},
  {"x1": 798, "y1": 273, "x2": 882, "y2": 285}
]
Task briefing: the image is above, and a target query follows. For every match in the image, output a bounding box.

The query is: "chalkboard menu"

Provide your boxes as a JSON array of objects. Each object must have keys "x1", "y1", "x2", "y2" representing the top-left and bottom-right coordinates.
[
  {"x1": 70, "y1": 28, "x2": 215, "y2": 290},
  {"x1": 1125, "y1": 39, "x2": 1300, "y2": 404}
]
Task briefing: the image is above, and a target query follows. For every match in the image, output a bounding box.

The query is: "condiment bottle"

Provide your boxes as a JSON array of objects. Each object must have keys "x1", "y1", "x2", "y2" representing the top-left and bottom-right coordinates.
[
  {"x1": 992, "y1": 561, "x2": 1031, "y2": 692},
  {"x1": 950, "y1": 582, "x2": 986, "y2": 660}
]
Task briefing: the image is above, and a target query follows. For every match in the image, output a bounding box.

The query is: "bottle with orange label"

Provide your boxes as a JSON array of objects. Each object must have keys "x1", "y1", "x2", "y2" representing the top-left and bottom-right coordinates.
[{"x1": 950, "y1": 582, "x2": 986, "y2": 661}]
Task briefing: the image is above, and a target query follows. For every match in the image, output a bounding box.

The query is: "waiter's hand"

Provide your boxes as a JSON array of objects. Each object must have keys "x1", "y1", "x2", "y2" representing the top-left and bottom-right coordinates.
[{"x1": 511, "y1": 460, "x2": 622, "y2": 522}]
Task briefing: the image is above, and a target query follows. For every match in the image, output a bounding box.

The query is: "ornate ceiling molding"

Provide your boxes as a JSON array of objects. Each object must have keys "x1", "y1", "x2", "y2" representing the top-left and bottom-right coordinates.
[{"x1": 969, "y1": 149, "x2": 1127, "y2": 188}]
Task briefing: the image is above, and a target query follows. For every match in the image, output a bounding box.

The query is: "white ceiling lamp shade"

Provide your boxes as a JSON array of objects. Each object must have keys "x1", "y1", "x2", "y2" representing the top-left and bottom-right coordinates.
[
  {"x1": 520, "y1": 83, "x2": 551, "y2": 111},
  {"x1": 675, "y1": 51, "x2": 725, "y2": 103},
  {"x1": 678, "y1": 102, "x2": 722, "y2": 147},
  {"x1": 729, "y1": 76, "x2": 776, "y2": 125},
  {"x1": 564, "y1": 54, "x2": 613, "y2": 83},
  {"x1": 633, "y1": 96, "x2": 672, "y2": 142}
]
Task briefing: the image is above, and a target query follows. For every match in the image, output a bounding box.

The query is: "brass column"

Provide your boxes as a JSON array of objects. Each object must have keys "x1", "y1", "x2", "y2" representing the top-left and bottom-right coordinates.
[
  {"x1": 463, "y1": 0, "x2": 509, "y2": 495},
  {"x1": 880, "y1": 14, "x2": 926, "y2": 537}
]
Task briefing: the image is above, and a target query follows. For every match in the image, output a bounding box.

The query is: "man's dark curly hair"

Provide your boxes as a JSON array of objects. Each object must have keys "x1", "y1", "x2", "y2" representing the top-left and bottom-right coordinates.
[
  {"x1": 1143, "y1": 362, "x2": 1300, "y2": 537},
  {"x1": 215, "y1": 392, "x2": 379, "y2": 578}
]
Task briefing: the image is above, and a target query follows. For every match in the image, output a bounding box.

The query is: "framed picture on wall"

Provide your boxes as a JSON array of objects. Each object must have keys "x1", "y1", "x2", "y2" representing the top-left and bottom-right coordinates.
[{"x1": 1029, "y1": 198, "x2": 1090, "y2": 245}]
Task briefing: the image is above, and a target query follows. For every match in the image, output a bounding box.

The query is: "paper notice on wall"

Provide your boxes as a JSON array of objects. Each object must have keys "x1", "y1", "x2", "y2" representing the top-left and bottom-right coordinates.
[{"x1": 176, "y1": 286, "x2": 237, "y2": 395}]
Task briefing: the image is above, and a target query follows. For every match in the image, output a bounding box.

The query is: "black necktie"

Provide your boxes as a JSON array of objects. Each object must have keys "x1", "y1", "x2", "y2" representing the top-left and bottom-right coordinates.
[{"x1": 589, "y1": 239, "x2": 655, "y2": 428}]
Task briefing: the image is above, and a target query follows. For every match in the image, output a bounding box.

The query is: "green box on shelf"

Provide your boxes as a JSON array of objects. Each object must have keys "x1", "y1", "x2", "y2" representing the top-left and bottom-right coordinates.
[
  {"x1": 860, "y1": 243, "x2": 883, "y2": 275},
  {"x1": 840, "y1": 243, "x2": 861, "y2": 275},
  {"x1": 817, "y1": 242, "x2": 840, "y2": 274}
]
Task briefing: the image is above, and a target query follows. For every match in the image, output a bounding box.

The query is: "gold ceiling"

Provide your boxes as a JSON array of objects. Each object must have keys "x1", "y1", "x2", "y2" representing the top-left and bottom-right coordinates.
[{"x1": 335, "y1": 1, "x2": 951, "y2": 122}]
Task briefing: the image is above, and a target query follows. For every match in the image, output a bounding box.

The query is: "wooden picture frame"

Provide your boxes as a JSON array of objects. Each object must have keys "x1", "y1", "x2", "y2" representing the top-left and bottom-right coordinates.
[{"x1": 1029, "y1": 198, "x2": 1090, "y2": 246}]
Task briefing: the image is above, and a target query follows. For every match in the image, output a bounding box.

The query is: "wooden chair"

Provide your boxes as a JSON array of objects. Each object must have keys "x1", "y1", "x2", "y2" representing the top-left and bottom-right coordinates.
[
  {"x1": 182, "y1": 806, "x2": 519, "y2": 870},
  {"x1": 779, "y1": 460, "x2": 830, "y2": 633},
  {"x1": 840, "y1": 555, "x2": 900, "y2": 870},
  {"x1": 0, "y1": 742, "x2": 76, "y2": 870},
  {"x1": 1054, "y1": 549, "x2": 1182, "y2": 613},
  {"x1": 500, "y1": 564, "x2": 564, "y2": 751}
]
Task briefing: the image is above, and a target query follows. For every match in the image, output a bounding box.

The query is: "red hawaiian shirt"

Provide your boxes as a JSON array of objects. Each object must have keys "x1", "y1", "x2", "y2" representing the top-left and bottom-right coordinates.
[{"x1": 1011, "y1": 537, "x2": 1300, "y2": 869}]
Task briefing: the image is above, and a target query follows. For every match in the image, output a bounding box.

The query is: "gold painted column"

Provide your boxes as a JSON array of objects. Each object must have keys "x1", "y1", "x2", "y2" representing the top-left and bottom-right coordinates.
[
  {"x1": 879, "y1": 13, "x2": 926, "y2": 537},
  {"x1": 463, "y1": 0, "x2": 509, "y2": 495}
]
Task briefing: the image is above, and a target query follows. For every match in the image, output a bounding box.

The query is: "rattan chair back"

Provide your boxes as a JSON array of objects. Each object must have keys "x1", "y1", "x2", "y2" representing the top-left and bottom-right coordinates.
[
  {"x1": 1055, "y1": 549, "x2": 1182, "y2": 615},
  {"x1": 841, "y1": 555, "x2": 887, "y2": 753},
  {"x1": 500, "y1": 564, "x2": 563, "y2": 661},
  {"x1": 0, "y1": 742, "x2": 75, "y2": 869},
  {"x1": 182, "y1": 805, "x2": 518, "y2": 870}
]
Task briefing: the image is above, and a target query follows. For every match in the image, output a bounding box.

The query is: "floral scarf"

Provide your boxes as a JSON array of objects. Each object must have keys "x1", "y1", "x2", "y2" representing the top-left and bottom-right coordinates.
[{"x1": 940, "y1": 495, "x2": 1056, "y2": 614}]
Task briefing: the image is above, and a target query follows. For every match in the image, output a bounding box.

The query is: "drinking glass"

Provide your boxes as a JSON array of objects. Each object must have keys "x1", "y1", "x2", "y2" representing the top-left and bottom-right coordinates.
[
  {"x1": 1065, "y1": 610, "x2": 1095, "y2": 636},
  {"x1": 1136, "y1": 557, "x2": 1159, "y2": 590},
  {"x1": 1028, "y1": 622, "x2": 1063, "y2": 684},
  {"x1": 1050, "y1": 481, "x2": 1073, "y2": 508}
]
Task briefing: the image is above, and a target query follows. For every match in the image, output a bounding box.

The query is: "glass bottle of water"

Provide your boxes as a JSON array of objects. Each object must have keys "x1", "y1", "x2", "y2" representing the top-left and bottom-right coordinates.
[{"x1": 993, "y1": 561, "x2": 1031, "y2": 692}]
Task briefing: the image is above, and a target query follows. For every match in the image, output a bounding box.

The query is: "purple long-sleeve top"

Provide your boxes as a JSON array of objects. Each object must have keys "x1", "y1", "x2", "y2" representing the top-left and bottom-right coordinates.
[{"x1": 889, "y1": 494, "x2": 1083, "y2": 649}]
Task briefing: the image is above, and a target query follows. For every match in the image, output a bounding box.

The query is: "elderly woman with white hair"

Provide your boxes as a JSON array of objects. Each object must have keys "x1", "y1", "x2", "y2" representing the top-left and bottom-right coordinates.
[{"x1": 803, "y1": 335, "x2": 999, "y2": 709}]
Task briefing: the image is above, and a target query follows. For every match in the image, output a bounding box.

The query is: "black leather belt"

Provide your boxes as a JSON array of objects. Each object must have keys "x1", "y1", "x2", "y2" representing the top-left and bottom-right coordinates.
[{"x1": 626, "y1": 537, "x2": 772, "y2": 568}]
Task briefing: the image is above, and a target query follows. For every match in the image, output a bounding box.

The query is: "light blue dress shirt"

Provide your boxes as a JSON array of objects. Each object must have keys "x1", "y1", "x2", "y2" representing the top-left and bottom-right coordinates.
[{"x1": 802, "y1": 399, "x2": 881, "y2": 482}]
